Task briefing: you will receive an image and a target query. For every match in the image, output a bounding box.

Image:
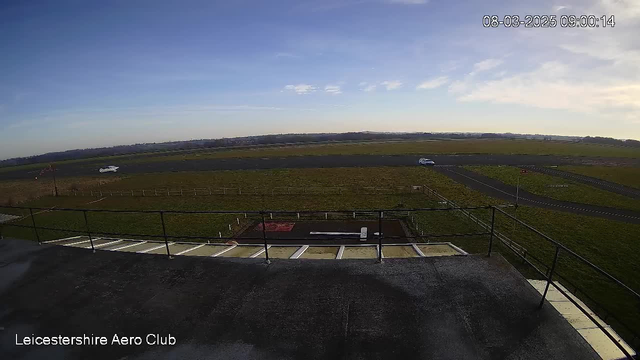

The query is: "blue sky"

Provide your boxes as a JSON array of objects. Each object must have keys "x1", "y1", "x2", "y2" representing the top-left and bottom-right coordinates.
[{"x1": 1, "y1": 0, "x2": 639, "y2": 159}]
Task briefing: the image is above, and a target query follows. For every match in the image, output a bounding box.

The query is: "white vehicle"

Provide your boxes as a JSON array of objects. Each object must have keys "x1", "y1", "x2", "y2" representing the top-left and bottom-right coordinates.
[
  {"x1": 418, "y1": 158, "x2": 435, "y2": 166},
  {"x1": 99, "y1": 166, "x2": 120, "y2": 173}
]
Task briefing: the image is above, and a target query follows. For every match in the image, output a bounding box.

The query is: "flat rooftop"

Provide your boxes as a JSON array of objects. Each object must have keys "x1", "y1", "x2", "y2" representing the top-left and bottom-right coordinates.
[{"x1": 0, "y1": 238, "x2": 598, "y2": 360}]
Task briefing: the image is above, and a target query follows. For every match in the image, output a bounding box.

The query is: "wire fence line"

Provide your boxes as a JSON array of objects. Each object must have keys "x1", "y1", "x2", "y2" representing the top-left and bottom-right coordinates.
[
  {"x1": 1, "y1": 185, "x2": 638, "y2": 356},
  {"x1": 62, "y1": 185, "x2": 434, "y2": 197},
  {"x1": 420, "y1": 184, "x2": 639, "y2": 357}
]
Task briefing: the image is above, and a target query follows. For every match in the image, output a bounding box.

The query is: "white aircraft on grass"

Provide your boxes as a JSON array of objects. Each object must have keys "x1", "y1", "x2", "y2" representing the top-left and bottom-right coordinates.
[{"x1": 99, "y1": 166, "x2": 120, "y2": 173}]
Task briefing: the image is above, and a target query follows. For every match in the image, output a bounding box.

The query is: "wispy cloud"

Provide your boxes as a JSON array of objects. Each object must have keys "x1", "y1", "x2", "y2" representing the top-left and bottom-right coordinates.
[
  {"x1": 324, "y1": 84, "x2": 342, "y2": 95},
  {"x1": 283, "y1": 84, "x2": 317, "y2": 94},
  {"x1": 469, "y1": 59, "x2": 503, "y2": 76},
  {"x1": 385, "y1": 0, "x2": 428, "y2": 4},
  {"x1": 416, "y1": 76, "x2": 449, "y2": 90},
  {"x1": 359, "y1": 82, "x2": 377, "y2": 92},
  {"x1": 381, "y1": 80, "x2": 402, "y2": 90},
  {"x1": 456, "y1": 62, "x2": 640, "y2": 116},
  {"x1": 275, "y1": 52, "x2": 301, "y2": 59}
]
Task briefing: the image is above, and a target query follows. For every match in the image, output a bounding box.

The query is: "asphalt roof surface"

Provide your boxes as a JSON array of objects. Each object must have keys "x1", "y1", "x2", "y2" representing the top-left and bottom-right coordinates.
[{"x1": 0, "y1": 238, "x2": 599, "y2": 360}]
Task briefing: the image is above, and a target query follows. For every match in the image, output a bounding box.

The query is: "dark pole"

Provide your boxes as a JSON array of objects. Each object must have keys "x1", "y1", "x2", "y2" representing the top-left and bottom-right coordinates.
[
  {"x1": 488, "y1": 207, "x2": 496, "y2": 256},
  {"x1": 378, "y1": 211, "x2": 383, "y2": 263},
  {"x1": 160, "y1": 211, "x2": 172, "y2": 259},
  {"x1": 29, "y1": 208, "x2": 41, "y2": 245},
  {"x1": 52, "y1": 165, "x2": 59, "y2": 197},
  {"x1": 261, "y1": 212, "x2": 270, "y2": 264},
  {"x1": 539, "y1": 246, "x2": 561, "y2": 309},
  {"x1": 83, "y1": 210, "x2": 95, "y2": 253}
]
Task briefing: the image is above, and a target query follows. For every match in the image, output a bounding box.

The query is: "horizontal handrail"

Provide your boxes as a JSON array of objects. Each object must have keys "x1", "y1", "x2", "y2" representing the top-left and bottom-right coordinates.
[{"x1": 494, "y1": 206, "x2": 640, "y2": 302}]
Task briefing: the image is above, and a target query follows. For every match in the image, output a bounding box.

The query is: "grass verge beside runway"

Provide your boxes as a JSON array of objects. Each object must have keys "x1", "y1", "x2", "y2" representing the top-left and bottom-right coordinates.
[
  {"x1": 558, "y1": 166, "x2": 640, "y2": 190},
  {"x1": 2, "y1": 166, "x2": 640, "y2": 343},
  {"x1": 120, "y1": 139, "x2": 640, "y2": 164},
  {"x1": 465, "y1": 165, "x2": 640, "y2": 211}
]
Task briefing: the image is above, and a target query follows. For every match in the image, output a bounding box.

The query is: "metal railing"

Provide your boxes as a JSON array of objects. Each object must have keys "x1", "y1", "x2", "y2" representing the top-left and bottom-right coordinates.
[
  {"x1": 420, "y1": 184, "x2": 639, "y2": 359},
  {"x1": 0, "y1": 201, "x2": 637, "y2": 358}
]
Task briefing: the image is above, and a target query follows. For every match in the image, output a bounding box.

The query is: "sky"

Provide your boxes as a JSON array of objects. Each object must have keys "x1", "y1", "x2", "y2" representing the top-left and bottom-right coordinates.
[{"x1": 1, "y1": 0, "x2": 639, "y2": 159}]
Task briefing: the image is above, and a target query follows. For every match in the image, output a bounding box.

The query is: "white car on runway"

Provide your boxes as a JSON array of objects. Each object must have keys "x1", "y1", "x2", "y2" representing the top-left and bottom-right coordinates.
[
  {"x1": 99, "y1": 166, "x2": 120, "y2": 173},
  {"x1": 418, "y1": 158, "x2": 435, "y2": 166}
]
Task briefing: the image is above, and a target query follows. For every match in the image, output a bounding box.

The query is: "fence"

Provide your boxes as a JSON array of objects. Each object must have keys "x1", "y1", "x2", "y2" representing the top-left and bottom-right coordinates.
[
  {"x1": 0, "y1": 200, "x2": 638, "y2": 358},
  {"x1": 419, "y1": 184, "x2": 639, "y2": 359},
  {"x1": 60, "y1": 185, "x2": 435, "y2": 197}
]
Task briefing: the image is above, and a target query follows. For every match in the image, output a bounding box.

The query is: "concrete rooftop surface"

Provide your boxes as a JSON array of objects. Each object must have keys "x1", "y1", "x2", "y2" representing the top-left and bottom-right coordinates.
[{"x1": 0, "y1": 238, "x2": 599, "y2": 360}]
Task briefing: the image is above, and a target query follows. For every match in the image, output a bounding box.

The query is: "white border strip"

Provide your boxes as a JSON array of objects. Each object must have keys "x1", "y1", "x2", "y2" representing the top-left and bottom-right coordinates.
[
  {"x1": 211, "y1": 245, "x2": 236, "y2": 257},
  {"x1": 412, "y1": 243, "x2": 426, "y2": 257},
  {"x1": 87, "y1": 239, "x2": 122, "y2": 249},
  {"x1": 447, "y1": 242, "x2": 468, "y2": 256},
  {"x1": 176, "y1": 244, "x2": 206, "y2": 256},
  {"x1": 66, "y1": 239, "x2": 91, "y2": 247},
  {"x1": 138, "y1": 243, "x2": 173, "y2": 254},
  {"x1": 250, "y1": 245, "x2": 271, "y2": 258},
  {"x1": 290, "y1": 245, "x2": 308, "y2": 259},
  {"x1": 43, "y1": 235, "x2": 82, "y2": 244},
  {"x1": 112, "y1": 241, "x2": 147, "y2": 251},
  {"x1": 336, "y1": 245, "x2": 345, "y2": 259}
]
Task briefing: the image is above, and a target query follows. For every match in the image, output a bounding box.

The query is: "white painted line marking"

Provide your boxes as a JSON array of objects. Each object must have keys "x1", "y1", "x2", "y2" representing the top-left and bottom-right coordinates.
[
  {"x1": 66, "y1": 239, "x2": 91, "y2": 247},
  {"x1": 447, "y1": 242, "x2": 468, "y2": 256},
  {"x1": 138, "y1": 243, "x2": 173, "y2": 253},
  {"x1": 18, "y1": 207, "x2": 57, "y2": 220},
  {"x1": 176, "y1": 244, "x2": 206, "y2": 255},
  {"x1": 112, "y1": 241, "x2": 147, "y2": 251},
  {"x1": 250, "y1": 245, "x2": 270, "y2": 258},
  {"x1": 310, "y1": 231, "x2": 360, "y2": 236},
  {"x1": 412, "y1": 243, "x2": 426, "y2": 257},
  {"x1": 211, "y1": 245, "x2": 236, "y2": 257},
  {"x1": 290, "y1": 245, "x2": 309, "y2": 259},
  {"x1": 336, "y1": 245, "x2": 345, "y2": 259},
  {"x1": 87, "y1": 239, "x2": 122, "y2": 249},
  {"x1": 44, "y1": 235, "x2": 82, "y2": 244},
  {"x1": 86, "y1": 197, "x2": 107, "y2": 205}
]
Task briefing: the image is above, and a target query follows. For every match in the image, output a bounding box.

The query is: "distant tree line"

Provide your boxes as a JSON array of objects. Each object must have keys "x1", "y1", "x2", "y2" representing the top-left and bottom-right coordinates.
[
  {"x1": 0, "y1": 131, "x2": 594, "y2": 168},
  {"x1": 580, "y1": 136, "x2": 640, "y2": 148}
]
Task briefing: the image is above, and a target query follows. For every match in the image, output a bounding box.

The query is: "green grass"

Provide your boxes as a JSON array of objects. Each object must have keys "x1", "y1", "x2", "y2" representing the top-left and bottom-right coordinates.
[
  {"x1": 0, "y1": 152, "x2": 161, "y2": 174},
  {"x1": 4, "y1": 139, "x2": 639, "y2": 174},
  {"x1": 2, "y1": 166, "x2": 640, "y2": 344},
  {"x1": 118, "y1": 139, "x2": 640, "y2": 164},
  {"x1": 466, "y1": 165, "x2": 640, "y2": 211},
  {"x1": 558, "y1": 165, "x2": 640, "y2": 190}
]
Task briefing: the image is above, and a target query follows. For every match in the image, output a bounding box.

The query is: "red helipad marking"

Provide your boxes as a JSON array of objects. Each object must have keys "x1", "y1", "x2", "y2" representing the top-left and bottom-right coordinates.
[{"x1": 255, "y1": 222, "x2": 295, "y2": 232}]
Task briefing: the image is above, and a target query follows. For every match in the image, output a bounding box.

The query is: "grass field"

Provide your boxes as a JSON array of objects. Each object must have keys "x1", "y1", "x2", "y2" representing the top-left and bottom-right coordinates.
[
  {"x1": 465, "y1": 165, "x2": 640, "y2": 211},
  {"x1": 0, "y1": 176, "x2": 122, "y2": 206},
  {"x1": 559, "y1": 165, "x2": 640, "y2": 190},
  {"x1": 4, "y1": 139, "x2": 640, "y2": 176},
  {"x1": 1, "y1": 166, "x2": 639, "y2": 345},
  {"x1": 121, "y1": 139, "x2": 640, "y2": 164}
]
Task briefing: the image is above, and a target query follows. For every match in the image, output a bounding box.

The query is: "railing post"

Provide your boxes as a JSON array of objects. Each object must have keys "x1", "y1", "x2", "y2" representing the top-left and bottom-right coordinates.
[
  {"x1": 539, "y1": 246, "x2": 561, "y2": 309},
  {"x1": 261, "y1": 212, "x2": 270, "y2": 264},
  {"x1": 160, "y1": 211, "x2": 173, "y2": 259},
  {"x1": 378, "y1": 211, "x2": 383, "y2": 263},
  {"x1": 29, "y1": 208, "x2": 41, "y2": 245},
  {"x1": 83, "y1": 210, "x2": 95, "y2": 253},
  {"x1": 488, "y1": 207, "x2": 496, "y2": 256}
]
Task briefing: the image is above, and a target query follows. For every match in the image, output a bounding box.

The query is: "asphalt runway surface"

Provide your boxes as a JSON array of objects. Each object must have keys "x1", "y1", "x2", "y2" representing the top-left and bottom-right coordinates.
[
  {"x1": 0, "y1": 238, "x2": 598, "y2": 360},
  {"x1": 3, "y1": 154, "x2": 640, "y2": 180},
  {"x1": 434, "y1": 166, "x2": 640, "y2": 224},
  {"x1": 521, "y1": 165, "x2": 640, "y2": 199}
]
